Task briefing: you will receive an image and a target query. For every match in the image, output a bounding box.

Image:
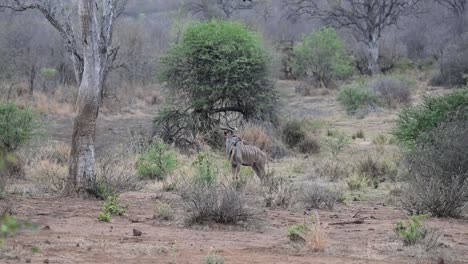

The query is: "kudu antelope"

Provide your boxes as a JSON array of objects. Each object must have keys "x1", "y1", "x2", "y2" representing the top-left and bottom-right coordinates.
[{"x1": 221, "y1": 123, "x2": 268, "y2": 182}]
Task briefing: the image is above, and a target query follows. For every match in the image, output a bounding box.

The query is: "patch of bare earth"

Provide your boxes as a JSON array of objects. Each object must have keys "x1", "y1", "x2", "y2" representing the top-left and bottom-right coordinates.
[{"x1": 1, "y1": 192, "x2": 467, "y2": 264}]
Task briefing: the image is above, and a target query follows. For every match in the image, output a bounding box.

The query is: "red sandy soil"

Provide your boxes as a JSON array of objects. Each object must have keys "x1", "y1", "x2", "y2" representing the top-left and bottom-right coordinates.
[{"x1": 2, "y1": 191, "x2": 467, "y2": 264}]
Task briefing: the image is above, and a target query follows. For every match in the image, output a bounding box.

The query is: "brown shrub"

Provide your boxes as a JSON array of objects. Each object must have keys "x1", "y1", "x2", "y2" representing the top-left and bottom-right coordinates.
[{"x1": 237, "y1": 122, "x2": 271, "y2": 152}]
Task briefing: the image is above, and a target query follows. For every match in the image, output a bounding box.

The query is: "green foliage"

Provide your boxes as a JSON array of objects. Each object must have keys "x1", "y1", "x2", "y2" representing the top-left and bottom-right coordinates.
[
  {"x1": 159, "y1": 20, "x2": 277, "y2": 122},
  {"x1": 102, "y1": 195, "x2": 126, "y2": 216},
  {"x1": 293, "y1": 27, "x2": 354, "y2": 87},
  {"x1": 204, "y1": 251, "x2": 225, "y2": 264},
  {"x1": 346, "y1": 173, "x2": 370, "y2": 191},
  {"x1": 281, "y1": 119, "x2": 307, "y2": 148},
  {"x1": 322, "y1": 130, "x2": 350, "y2": 158},
  {"x1": 393, "y1": 88, "x2": 468, "y2": 148},
  {"x1": 193, "y1": 151, "x2": 218, "y2": 185},
  {"x1": 287, "y1": 223, "x2": 306, "y2": 241},
  {"x1": 336, "y1": 81, "x2": 377, "y2": 115},
  {"x1": 0, "y1": 101, "x2": 41, "y2": 152},
  {"x1": 394, "y1": 215, "x2": 428, "y2": 246},
  {"x1": 97, "y1": 212, "x2": 111, "y2": 222},
  {"x1": 137, "y1": 140, "x2": 178, "y2": 180},
  {"x1": 352, "y1": 130, "x2": 365, "y2": 140},
  {"x1": 40, "y1": 67, "x2": 57, "y2": 79},
  {"x1": 98, "y1": 194, "x2": 126, "y2": 222},
  {"x1": 1, "y1": 213, "x2": 35, "y2": 246}
]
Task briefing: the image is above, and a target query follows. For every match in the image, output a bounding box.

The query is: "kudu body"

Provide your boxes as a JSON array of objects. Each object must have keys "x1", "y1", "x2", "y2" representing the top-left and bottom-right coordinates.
[{"x1": 223, "y1": 127, "x2": 267, "y2": 182}]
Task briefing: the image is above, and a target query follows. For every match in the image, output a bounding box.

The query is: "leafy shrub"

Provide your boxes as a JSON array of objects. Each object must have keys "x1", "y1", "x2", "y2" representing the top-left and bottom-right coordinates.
[
  {"x1": 394, "y1": 215, "x2": 428, "y2": 246},
  {"x1": 292, "y1": 27, "x2": 354, "y2": 88},
  {"x1": 322, "y1": 131, "x2": 350, "y2": 158},
  {"x1": 204, "y1": 252, "x2": 225, "y2": 264},
  {"x1": 430, "y1": 37, "x2": 468, "y2": 87},
  {"x1": 180, "y1": 183, "x2": 251, "y2": 224},
  {"x1": 137, "y1": 140, "x2": 178, "y2": 180},
  {"x1": 192, "y1": 151, "x2": 218, "y2": 185},
  {"x1": 401, "y1": 121, "x2": 468, "y2": 217},
  {"x1": 356, "y1": 155, "x2": 391, "y2": 188},
  {"x1": 281, "y1": 119, "x2": 306, "y2": 148},
  {"x1": 336, "y1": 81, "x2": 377, "y2": 115},
  {"x1": 298, "y1": 183, "x2": 343, "y2": 210},
  {"x1": 40, "y1": 67, "x2": 58, "y2": 79},
  {"x1": 0, "y1": 101, "x2": 41, "y2": 152},
  {"x1": 370, "y1": 75, "x2": 412, "y2": 108},
  {"x1": 393, "y1": 88, "x2": 468, "y2": 148},
  {"x1": 346, "y1": 173, "x2": 370, "y2": 191},
  {"x1": 158, "y1": 20, "x2": 278, "y2": 141},
  {"x1": 287, "y1": 224, "x2": 306, "y2": 242},
  {"x1": 97, "y1": 212, "x2": 111, "y2": 222},
  {"x1": 155, "y1": 201, "x2": 175, "y2": 221},
  {"x1": 298, "y1": 136, "x2": 320, "y2": 154}
]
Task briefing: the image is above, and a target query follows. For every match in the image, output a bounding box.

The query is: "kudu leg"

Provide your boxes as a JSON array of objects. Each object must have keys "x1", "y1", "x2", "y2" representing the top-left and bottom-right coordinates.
[
  {"x1": 232, "y1": 164, "x2": 241, "y2": 181},
  {"x1": 252, "y1": 163, "x2": 265, "y2": 182}
]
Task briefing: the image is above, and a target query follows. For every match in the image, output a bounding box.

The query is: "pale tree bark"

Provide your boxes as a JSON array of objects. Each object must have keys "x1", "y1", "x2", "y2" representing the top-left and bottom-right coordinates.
[
  {"x1": 284, "y1": 0, "x2": 424, "y2": 75},
  {"x1": 1, "y1": 0, "x2": 125, "y2": 197}
]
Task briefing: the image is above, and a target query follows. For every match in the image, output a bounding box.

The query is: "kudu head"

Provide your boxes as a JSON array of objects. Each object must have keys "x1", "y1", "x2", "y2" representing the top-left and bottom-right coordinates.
[{"x1": 220, "y1": 118, "x2": 242, "y2": 152}]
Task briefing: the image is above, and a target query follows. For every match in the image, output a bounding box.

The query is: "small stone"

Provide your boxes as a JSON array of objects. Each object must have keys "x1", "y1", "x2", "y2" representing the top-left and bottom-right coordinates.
[
  {"x1": 45, "y1": 240, "x2": 51, "y2": 244},
  {"x1": 133, "y1": 228, "x2": 142, "y2": 237},
  {"x1": 41, "y1": 225, "x2": 50, "y2": 230},
  {"x1": 43, "y1": 259, "x2": 49, "y2": 264},
  {"x1": 76, "y1": 243, "x2": 80, "y2": 247},
  {"x1": 25, "y1": 259, "x2": 31, "y2": 263},
  {"x1": 437, "y1": 257, "x2": 444, "y2": 264}
]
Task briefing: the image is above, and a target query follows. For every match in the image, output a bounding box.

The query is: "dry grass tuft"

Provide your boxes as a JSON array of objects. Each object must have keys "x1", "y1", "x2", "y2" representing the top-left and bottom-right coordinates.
[{"x1": 237, "y1": 122, "x2": 271, "y2": 152}]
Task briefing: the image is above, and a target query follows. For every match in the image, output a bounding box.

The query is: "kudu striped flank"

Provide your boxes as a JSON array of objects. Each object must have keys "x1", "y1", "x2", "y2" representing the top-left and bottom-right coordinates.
[{"x1": 222, "y1": 124, "x2": 268, "y2": 182}]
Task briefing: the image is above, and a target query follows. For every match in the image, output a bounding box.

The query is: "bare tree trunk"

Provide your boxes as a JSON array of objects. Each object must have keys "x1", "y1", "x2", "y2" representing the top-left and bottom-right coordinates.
[
  {"x1": 368, "y1": 32, "x2": 381, "y2": 75},
  {"x1": 63, "y1": 0, "x2": 106, "y2": 197},
  {"x1": 29, "y1": 65, "x2": 36, "y2": 97}
]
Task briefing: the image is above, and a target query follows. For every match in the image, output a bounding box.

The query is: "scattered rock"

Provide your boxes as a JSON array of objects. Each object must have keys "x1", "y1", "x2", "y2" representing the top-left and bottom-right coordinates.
[
  {"x1": 45, "y1": 240, "x2": 51, "y2": 244},
  {"x1": 76, "y1": 243, "x2": 80, "y2": 247},
  {"x1": 133, "y1": 228, "x2": 142, "y2": 237},
  {"x1": 437, "y1": 257, "x2": 444, "y2": 264},
  {"x1": 41, "y1": 225, "x2": 51, "y2": 230},
  {"x1": 43, "y1": 259, "x2": 49, "y2": 264},
  {"x1": 26, "y1": 259, "x2": 31, "y2": 263}
]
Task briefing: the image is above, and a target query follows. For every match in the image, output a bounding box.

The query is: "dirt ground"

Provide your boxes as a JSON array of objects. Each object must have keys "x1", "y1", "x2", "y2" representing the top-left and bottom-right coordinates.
[
  {"x1": 2, "y1": 81, "x2": 468, "y2": 264},
  {"x1": 2, "y1": 192, "x2": 468, "y2": 264}
]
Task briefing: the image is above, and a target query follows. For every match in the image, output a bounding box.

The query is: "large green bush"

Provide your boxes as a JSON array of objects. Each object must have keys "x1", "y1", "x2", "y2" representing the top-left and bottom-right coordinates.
[
  {"x1": 137, "y1": 140, "x2": 178, "y2": 180},
  {"x1": 393, "y1": 88, "x2": 468, "y2": 148},
  {"x1": 292, "y1": 27, "x2": 354, "y2": 88},
  {"x1": 0, "y1": 101, "x2": 41, "y2": 152},
  {"x1": 336, "y1": 81, "x2": 377, "y2": 115},
  {"x1": 159, "y1": 20, "x2": 277, "y2": 123}
]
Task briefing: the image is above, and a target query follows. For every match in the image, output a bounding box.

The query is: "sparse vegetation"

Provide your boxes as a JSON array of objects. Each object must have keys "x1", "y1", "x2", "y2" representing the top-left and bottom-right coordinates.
[
  {"x1": 203, "y1": 251, "x2": 225, "y2": 264},
  {"x1": 346, "y1": 173, "x2": 370, "y2": 191},
  {"x1": 98, "y1": 195, "x2": 126, "y2": 222},
  {"x1": 192, "y1": 151, "x2": 218, "y2": 185},
  {"x1": 370, "y1": 75, "x2": 412, "y2": 108},
  {"x1": 137, "y1": 140, "x2": 178, "y2": 180},
  {"x1": 287, "y1": 214, "x2": 327, "y2": 252},
  {"x1": 352, "y1": 130, "x2": 365, "y2": 140},
  {"x1": 298, "y1": 183, "x2": 343, "y2": 210},
  {"x1": 394, "y1": 215, "x2": 433, "y2": 247},
  {"x1": 180, "y1": 183, "x2": 251, "y2": 224},
  {"x1": 155, "y1": 201, "x2": 175, "y2": 221},
  {"x1": 297, "y1": 136, "x2": 320, "y2": 154},
  {"x1": 401, "y1": 121, "x2": 468, "y2": 217}
]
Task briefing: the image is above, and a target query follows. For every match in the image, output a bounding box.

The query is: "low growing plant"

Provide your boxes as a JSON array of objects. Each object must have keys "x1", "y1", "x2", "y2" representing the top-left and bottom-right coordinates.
[
  {"x1": 394, "y1": 215, "x2": 428, "y2": 246},
  {"x1": 137, "y1": 140, "x2": 178, "y2": 180}
]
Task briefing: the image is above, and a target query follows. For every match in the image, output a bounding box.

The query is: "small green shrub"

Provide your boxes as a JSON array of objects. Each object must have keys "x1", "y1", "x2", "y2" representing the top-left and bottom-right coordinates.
[
  {"x1": 0, "y1": 101, "x2": 41, "y2": 152},
  {"x1": 393, "y1": 88, "x2": 468, "y2": 148},
  {"x1": 346, "y1": 173, "x2": 370, "y2": 191},
  {"x1": 102, "y1": 195, "x2": 126, "y2": 216},
  {"x1": 287, "y1": 223, "x2": 306, "y2": 242},
  {"x1": 292, "y1": 27, "x2": 354, "y2": 88},
  {"x1": 155, "y1": 201, "x2": 175, "y2": 221},
  {"x1": 394, "y1": 215, "x2": 428, "y2": 246},
  {"x1": 97, "y1": 212, "x2": 111, "y2": 222},
  {"x1": 204, "y1": 251, "x2": 225, "y2": 264},
  {"x1": 336, "y1": 81, "x2": 377, "y2": 115},
  {"x1": 281, "y1": 119, "x2": 306, "y2": 148},
  {"x1": 322, "y1": 131, "x2": 350, "y2": 158},
  {"x1": 137, "y1": 140, "x2": 178, "y2": 180},
  {"x1": 193, "y1": 151, "x2": 218, "y2": 185},
  {"x1": 40, "y1": 67, "x2": 58, "y2": 79}
]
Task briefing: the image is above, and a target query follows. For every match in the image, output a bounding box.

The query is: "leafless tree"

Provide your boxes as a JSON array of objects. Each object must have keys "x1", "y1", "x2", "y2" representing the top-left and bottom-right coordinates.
[
  {"x1": 284, "y1": 0, "x2": 424, "y2": 75},
  {"x1": 0, "y1": 0, "x2": 126, "y2": 197},
  {"x1": 186, "y1": 0, "x2": 256, "y2": 19},
  {"x1": 434, "y1": 0, "x2": 466, "y2": 34}
]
